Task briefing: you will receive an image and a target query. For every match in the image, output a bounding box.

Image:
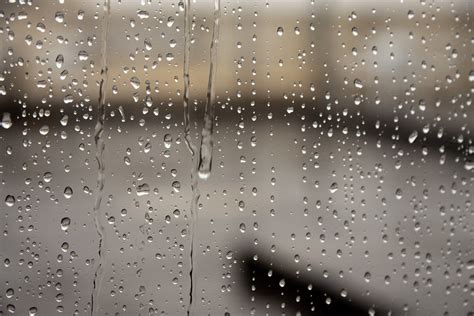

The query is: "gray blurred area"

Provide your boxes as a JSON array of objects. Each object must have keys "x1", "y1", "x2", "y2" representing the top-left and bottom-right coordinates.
[{"x1": 0, "y1": 0, "x2": 473, "y2": 315}]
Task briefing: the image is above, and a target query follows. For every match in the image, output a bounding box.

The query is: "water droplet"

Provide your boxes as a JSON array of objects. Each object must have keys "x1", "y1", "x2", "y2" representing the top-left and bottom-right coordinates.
[
  {"x1": 78, "y1": 50, "x2": 89, "y2": 61},
  {"x1": 130, "y1": 77, "x2": 141, "y2": 89},
  {"x1": 60, "y1": 217, "x2": 70, "y2": 230},
  {"x1": 276, "y1": 26, "x2": 284, "y2": 36},
  {"x1": 5, "y1": 195, "x2": 15, "y2": 207},
  {"x1": 137, "y1": 10, "x2": 149, "y2": 19},
  {"x1": 466, "y1": 259, "x2": 474, "y2": 270},
  {"x1": 395, "y1": 188, "x2": 403, "y2": 200},
  {"x1": 63, "y1": 186, "x2": 73, "y2": 199},
  {"x1": 36, "y1": 22, "x2": 46, "y2": 32},
  {"x1": 137, "y1": 183, "x2": 150, "y2": 196},
  {"x1": 29, "y1": 307, "x2": 38, "y2": 316},
  {"x1": 39, "y1": 125, "x2": 50, "y2": 135},
  {"x1": 408, "y1": 131, "x2": 418, "y2": 144},
  {"x1": 353, "y1": 78, "x2": 363, "y2": 89},
  {"x1": 63, "y1": 94, "x2": 74, "y2": 104},
  {"x1": 163, "y1": 134, "x2": 172, "y2": 148},
  {"x1": 364, "y1": 271, "x2": 371, "y2": 282},
  {"x1": 61, "y1": 242, "x2": 69, "y2": 252},
  {"x1": 172, "y1": 181, "x2": 181, "y2": 192},
  {"x1": 464, "y1": 160, "x2": 474, "y2": 171},
  {"x1": 60, "y1": 115, "x2": 68, "y2": 126},
  {"x1": 43, "y1": 172, "x2": 53, "y2": 183},
  {"x1": 2, "y1": 112, "x2": 12, "y2": 129},
  {"x1": 55, "y1": 11, "x2": 64, "y2": 23},
  {"x1": 7, "y1": 304, "x2": 16, "y2": 313},
  {"x1": 279, "y1": 278, "x2": 286, "y2": 287},
  {"x1": 144, "y1": 38, "x2": 152, "y2": 51},
  {"x1": 55, "y1": 54, "x2": 64, "y2": 68}
]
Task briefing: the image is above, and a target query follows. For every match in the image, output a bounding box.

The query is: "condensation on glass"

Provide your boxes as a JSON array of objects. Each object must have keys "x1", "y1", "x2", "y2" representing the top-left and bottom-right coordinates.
[{"x1": 0, "y1": 0, "x2": 472, "y2": 315}]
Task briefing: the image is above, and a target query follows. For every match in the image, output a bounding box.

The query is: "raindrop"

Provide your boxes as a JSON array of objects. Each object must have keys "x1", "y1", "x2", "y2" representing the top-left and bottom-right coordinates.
[
  {"x1": 130, "y1": 77, "x2": 141, "y2": 89},
  {"x1": 28, "y1": 307, "x2": 38, "y2": 316},
  {"x1": 364, "y1": 272, "x2": 371, "y2": 282},
  {"x1": 137, "y1": 183, "x2": 150, "y2": 196},
  {"x1": 5, "y1": 195, "x2": 15, "y2": 207},
  {"x1": 395, "y1": 188, "x2": 403, "y2": 200},
  {"x1": 172, "y1": 181, "x2": 181, "y2": 192},
  {"x1": 43, "y1": 172, "x2": 53, "y2": 182},
  {"x1": 60, "y1": 217, "x2": 71, "y2": 231},
  {"x1": 2, "y1": 112, "x2": 12, "y2": 129},
  {"x1": 78, "y1": 50, "x2": 89, "y2": 61},
  {"x1": 39, "y1": 125, "x2": 50, "y2": 135},
  {"x1": 408, "y1": 131, "x2": 418, "y2": 144},
  {"x1": 276, "y1": 26, "x2": 284, "y2": 36},
  {"x1": 353, "y1": 79, "x2": 363, "y2": 89},
  {"x1": 55, "y1": 54, "x2": 64, "y2": 68},
  {"x1": 63, "y1": 186, "x2": 73, "y2": 199}
]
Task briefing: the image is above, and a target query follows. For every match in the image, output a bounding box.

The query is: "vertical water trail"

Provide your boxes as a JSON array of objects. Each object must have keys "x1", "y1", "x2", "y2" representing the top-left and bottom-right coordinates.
[
  {"x1": 183, "y1": 1, "x2": 200, "y2": 315},
  {"x1": 183, "y1": 0, "x2": 196, "y2": 157},
  {"x1": 184, "y1": 0, "x2": 220, "y2": 314},
  {"x1": 198, "y1": 0, "x2": 221, "y2": 180},
  {"x1": 91, "y1": 0, "x2": 110, "y2": 315}
]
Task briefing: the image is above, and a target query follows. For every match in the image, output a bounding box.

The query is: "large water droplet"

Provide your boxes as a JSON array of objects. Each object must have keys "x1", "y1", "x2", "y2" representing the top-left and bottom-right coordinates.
[
  {"x1": 64, "y1": 186, "x2": 73, "y2": 199},
  {"x1": 5, "y1": 195, "x2": 15, "y2": 207},
  {"x1": 60, "y1": 217, "x2": 71, "y2": 230}
]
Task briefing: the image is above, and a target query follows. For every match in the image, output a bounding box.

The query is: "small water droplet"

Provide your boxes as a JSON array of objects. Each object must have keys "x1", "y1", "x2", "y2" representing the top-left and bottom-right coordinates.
[
  {"x1": 276, "y1": 26, "x2": 284, "y2": 36},
  {"x1": 172, "y1": 181, "x2": 181, "y2": 192},
  {"x1": 353, "y1": 78, "x2": 363, "y2": 89},
  {"x1": 130, "y1": 77, "x2": 141, "y2": 89},
  {"x1": 364, "y1": 271, "x2": 371, "y2": 282},
  {"x1": 55, "y1": 54, "x2": 64, "y2": 68},
  {"x1": 279, "y1": 278, "x2": 286, "y2": 287},
  {"x1": 408, "y1": 131, "x2": 418, "y2": 144},
  {"x1": 395, "y1": 188, "x2": 403, "y2": 200},
  {"x1": 60, "y1": 217, "x2": 70, "y2": 230}
]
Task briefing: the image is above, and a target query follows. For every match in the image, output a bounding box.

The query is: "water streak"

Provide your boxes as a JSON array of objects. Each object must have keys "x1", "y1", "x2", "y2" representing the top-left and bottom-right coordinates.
[
  {"x1": 91, "y1": 0, "x2": 110, "y2": 314},
  {"x1": 183, "y1": 1, "x2": 199, "y2": 315},
  {"x1": 184, "y1": 0, "x2": 220, "y2": 314},
  {"x1": 198, "y1": 0, "x2": 221, "y2": 180},
  {"x1": 183, "y1": 0, "x2": 196, "y2": 157}
]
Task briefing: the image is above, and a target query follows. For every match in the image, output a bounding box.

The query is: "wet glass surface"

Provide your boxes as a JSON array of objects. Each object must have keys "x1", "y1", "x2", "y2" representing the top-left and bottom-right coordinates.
[{"x1": 0, "y1": 1, "x2": 473, "y2": 315}]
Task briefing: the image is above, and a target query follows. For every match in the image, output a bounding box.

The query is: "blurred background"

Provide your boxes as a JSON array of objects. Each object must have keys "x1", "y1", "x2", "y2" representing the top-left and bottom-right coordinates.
[{"x1": 0, "y1": 0, "x2": 473, "y2": 315}]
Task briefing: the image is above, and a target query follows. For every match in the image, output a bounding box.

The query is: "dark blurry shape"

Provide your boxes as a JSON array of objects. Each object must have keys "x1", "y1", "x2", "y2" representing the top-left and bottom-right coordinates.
[{"x1": 241, "y1": 252, "x2": 397, "y2": 315}]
